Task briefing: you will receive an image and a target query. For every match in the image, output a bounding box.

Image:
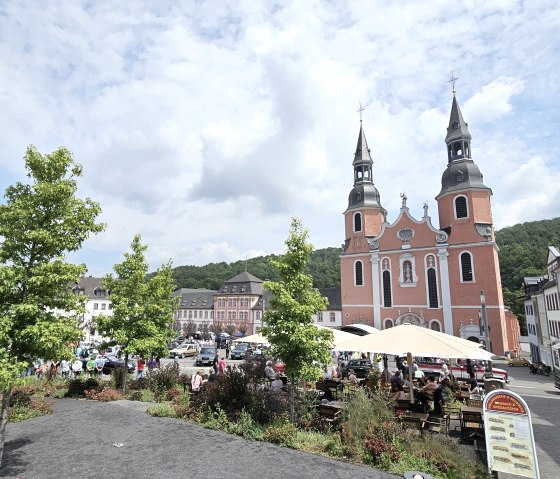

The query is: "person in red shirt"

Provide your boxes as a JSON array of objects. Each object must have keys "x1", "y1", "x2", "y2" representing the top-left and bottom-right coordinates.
[
  {"x1": 137, "y1": 356, "x2": 145, "y2": 379},
  {"x1": 217, "y1": 357, "x2": 227, "y2": 374}
]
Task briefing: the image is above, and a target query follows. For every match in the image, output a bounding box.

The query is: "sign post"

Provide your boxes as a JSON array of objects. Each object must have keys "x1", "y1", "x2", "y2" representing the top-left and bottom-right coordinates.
[{"x1": 483, "y1": 390, "x2": 540, "y2": 478}]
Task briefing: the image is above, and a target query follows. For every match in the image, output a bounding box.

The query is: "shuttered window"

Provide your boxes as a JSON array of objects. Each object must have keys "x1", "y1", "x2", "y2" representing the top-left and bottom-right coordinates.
[
  {"x1": 355, "y1": 261, "x2": 363, "y2": 286},
  {"x1": 427, "y1": 268, "x2": 438, "y2": 308},
  {"x1": 354, "y1": 212, "x2": 362, "y2": 232},
  {"x1": 383, "y1": 270, "x2": 392, "y2": 307},
  {"x1": 455, "y1": 196, "x2": 468, "y2": 218},
  {"x1": 460, "y1": 252, "x2": 473, "y2": 282}
]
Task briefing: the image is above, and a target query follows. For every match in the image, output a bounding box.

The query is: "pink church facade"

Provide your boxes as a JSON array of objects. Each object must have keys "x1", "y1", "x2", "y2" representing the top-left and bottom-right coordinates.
[{"x1": 340, "y1": 94, "x2": 511, "y2": 355}]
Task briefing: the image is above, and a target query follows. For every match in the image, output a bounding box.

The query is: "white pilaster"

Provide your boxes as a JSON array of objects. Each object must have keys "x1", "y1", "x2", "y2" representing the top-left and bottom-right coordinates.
[
  {"x1": 437, "y1": 247, "x2": 453, "y2": 334},
  {"x1": 371, "y1": 252, "x2": 381, "y2": 329}
]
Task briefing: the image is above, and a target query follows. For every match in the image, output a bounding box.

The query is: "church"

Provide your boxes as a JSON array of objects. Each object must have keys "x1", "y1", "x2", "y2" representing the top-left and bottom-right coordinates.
[{"x1": 339, "y1": 92, "x2": 512, "y2": 355}]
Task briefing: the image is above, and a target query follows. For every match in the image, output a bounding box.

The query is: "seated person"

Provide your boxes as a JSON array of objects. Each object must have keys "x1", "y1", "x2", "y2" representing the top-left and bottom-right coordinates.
[
  {"x1": 413, "y1": 363, "x2": 425, "y2": 379},
  {"x1": 271, "y1": 373, "x2": 284, "y2": 390},
  {"x1": 207, "y1": 368, "x2": 219, "y2": 382},
  {"x1": 323, "y1": 366, "x2": 332, "y2": 380},
  {"x1": 416, "y1": 375, "x2": 443, "y2": 414},
  {"x1": 390, "y1": 370, "x2": 404, "y2": 393},
  {"x1": 348, "y1": 370, "x2": 359, "y2": 384},
  {"x1": 331, "y1": 364, "x2": 342, "y2": 379},
  {"x1": 264, "y1": 361, "x2": 276, "y2": 381}
]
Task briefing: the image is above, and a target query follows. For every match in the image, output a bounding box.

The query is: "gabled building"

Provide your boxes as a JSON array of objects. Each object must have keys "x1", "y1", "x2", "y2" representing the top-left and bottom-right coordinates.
[
  {"x1": 339, "y1": 91, "x2": 512, "y2": 355},
  {"x1": 522, "y1": 246, "x2": 560, "y2": 366},
  {"x1": 71, "y1": 276, "x2": 113, "y2": 344}
]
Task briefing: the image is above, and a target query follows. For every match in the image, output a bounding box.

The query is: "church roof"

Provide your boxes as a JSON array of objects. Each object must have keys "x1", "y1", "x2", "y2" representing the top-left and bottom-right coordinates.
[
  {"x1": 445, "y1": 94, "x2": 472, "y2": 144},
  {"x1": 437, "y1": 158, "x2": 490, "y2": 198},
  {"x1": 220, "y1": 271, "x2": 264, "y2": 295},
  {"x1": 353, "y1": 125, "x2": 373, "y2": 166}
]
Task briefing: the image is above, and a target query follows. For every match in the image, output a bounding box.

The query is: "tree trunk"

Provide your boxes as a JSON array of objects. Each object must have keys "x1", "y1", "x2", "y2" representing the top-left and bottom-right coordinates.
[
  {"x1": 0, "y1": 387, "x2": 12, "y2": 468},
  {"x1": 289, "y1": 373, "x2": 295, "y2": 423},
  {"x1": 120, "y1": 353, "x2": 129, "y2": 394}
]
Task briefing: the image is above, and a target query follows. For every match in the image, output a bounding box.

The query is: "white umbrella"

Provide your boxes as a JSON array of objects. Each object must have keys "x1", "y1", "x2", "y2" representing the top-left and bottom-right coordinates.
[
  {"x1": 233, "y1": 332, "x2": 269, "y2": 344},
  {"x1": 233, "y1": 325, "x2": 363, "y2": 349},
  {"x1": 336, "y1": 323, "x2": 493, "y2": 360}
]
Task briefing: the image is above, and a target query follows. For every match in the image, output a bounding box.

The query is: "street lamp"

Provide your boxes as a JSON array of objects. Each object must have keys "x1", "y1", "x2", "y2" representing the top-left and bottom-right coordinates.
[
  {"x1": 480, "y1": 290, "x2": 493, "y2": 377},
  {"x1": 479, "y1": 290, "x2": 491, "y2": 352}
]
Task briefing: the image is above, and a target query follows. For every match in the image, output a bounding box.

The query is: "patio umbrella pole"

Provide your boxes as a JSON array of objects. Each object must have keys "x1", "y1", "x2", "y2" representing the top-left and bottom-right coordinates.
[{"x1": 407, "y1": 353, "x2": 414, "y2": 404}]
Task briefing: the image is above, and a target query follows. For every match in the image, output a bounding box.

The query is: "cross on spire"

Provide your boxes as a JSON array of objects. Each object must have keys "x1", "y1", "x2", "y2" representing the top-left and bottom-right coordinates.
[
  {"x1": 357, "y1": 102, "x2": 365, "y2": 123},
  {"x1": 448, "y1": 71, "x2": 459, "y2": 95}
]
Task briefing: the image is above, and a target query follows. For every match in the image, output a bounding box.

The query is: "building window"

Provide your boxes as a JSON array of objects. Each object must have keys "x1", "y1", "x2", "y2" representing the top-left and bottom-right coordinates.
[
  {"x1": 382, "y1": 271, "x2": 392, "y2": 307},
  {"x1": 109, "y1": 303, "x2": 113, "y2": 310},
  {"x1": 330, "y1": 312, "x2": 335, "y2": 322},
  {"x1": 317, "y1": 312, "x2": 323, "y2": 322},
  {"x1": 430, "y1": 320, "x2": 441, "y2": 332},
  {"x1": 188, "y1": 311, "x2": 192, "y2": 319},
  {"x1": 460, "y1": 252, "x2": 474, "y2": 282},
  {"x1": 455, "y1": 196, "x2": 468, "y2": 219},
  {"x1": 101, "y1": 303, "x2": 106, "y2": 310},
  {"x1": 354, "y1": 212, "x2": 362, "y2": 232},
  {"x1": 384, "y1": 318, "x2": 394, "y2": 329},
  {"x1": 194, "y1": 311, "x2": 197, "y2": 319},
  {"x1": 93, "y1": 303, "x2": 98, "y2": 310},
  {"x1": 204, "y1": 311, "x2": 208, "y2": 319},
  {"x1": 355, "y1": 261, "x2": 364, "y2": 286},
  {"x1": 256, "y1": 311, "x2": 261, "y2": 321},
  {"x1": 427, "y1": 268, "x2": 438, "y2": 308}
]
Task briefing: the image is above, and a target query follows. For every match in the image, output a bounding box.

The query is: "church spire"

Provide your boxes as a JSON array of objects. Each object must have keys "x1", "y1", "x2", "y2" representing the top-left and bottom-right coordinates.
[{"x1": 445, "y1": 94, "x2": 472, "y2": 163}]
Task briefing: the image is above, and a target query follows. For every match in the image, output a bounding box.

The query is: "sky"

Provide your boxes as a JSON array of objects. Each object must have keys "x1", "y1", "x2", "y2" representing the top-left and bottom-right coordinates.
[{"x1": 0, "y1": 1, "x2": 559, "y2": 277}]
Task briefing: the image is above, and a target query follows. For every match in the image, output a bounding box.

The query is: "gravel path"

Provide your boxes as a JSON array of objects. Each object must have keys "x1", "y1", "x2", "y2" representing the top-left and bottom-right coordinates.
[{"x1": 1, "y1": 399, "x2": 399, "y2": 479}]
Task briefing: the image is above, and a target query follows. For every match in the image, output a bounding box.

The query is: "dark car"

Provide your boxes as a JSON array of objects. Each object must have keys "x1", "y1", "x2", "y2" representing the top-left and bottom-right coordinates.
[
  {"x1": 340, "y1": 359, "x2": 373, "y2": 379},
  {"x1": 230, "y1": 343, "x2": 252, "y2": 360}
]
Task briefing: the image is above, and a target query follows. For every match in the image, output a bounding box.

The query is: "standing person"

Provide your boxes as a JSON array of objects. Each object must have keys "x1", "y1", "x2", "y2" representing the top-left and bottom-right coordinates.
[
  {"x1": 136, "y1": 356, "x2": 146, "y2": 379},
  {"x1": 72, "y1": 358, "x2": 83, "y2": 378},
  {"x1": 60, "y1": 359, "x2": 70, "y2": 378},
  {"x1": 95, "y1": 355, "x2": 105, "y2": 376},
  {"x1": 49, "y1": 359, "x2": 59, "y2": 378},
  {"x1": 225, "y1": 341, "x2": 230, "y2": 359},
  {"x1": 86, "y1": 356, "x2": 96, "y2": 377},
  {"x1": 173, "y1": 354, "x2": 180, "y2": 371},
  {"x1": 217, "y1": 356, "x2": 227, "y2": 374},
  {"x1": 212, "y1": 351, "x2": 219, "y2": 374},
  {"x1": 191, "y1": 370, "x2": 203, "y2": 394}
]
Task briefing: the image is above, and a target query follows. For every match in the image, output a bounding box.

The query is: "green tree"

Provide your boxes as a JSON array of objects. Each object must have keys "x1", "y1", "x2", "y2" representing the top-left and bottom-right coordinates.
[
  {"x1": 0, "y1": 146, "x2": 104, "y2": 462},
  {"x1": 97, "y1": 235, "x2": 176, "y2": 392},
  {"x1": 261, "y1": 217, "x2": 333, "y2": 421}
]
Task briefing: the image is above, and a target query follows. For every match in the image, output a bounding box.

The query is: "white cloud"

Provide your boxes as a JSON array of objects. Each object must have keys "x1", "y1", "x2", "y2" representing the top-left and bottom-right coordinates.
[{"x1": 0, "y1": 0, "x2": 558, "y2": 276}]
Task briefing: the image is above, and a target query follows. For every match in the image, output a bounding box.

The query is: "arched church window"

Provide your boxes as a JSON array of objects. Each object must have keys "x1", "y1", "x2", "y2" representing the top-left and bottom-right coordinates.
[
  {"x1": 354, "y1": 261, "x2": 364, "y2": 286},
  {"x1": 383, "y1": 270, "x2": 392, "y2": 307},
  {"x1": 460, "y1": 252, "x2": 474, "y2": 282},
  {"x1": 427, "y1": 268, "x2": 438, "y2": 308},
  {"x1": 384, "y1": 318, "x2": 394, "y2": 329},
  {"x1": 354, "y1": 212, "x2": 362, "y2": 232},
  {"x1": 430, "y1": 320, "x2": 441, "y2": 332},
  {"x1": 455, "y1": 196, "x2": 468, "y2": 218}
]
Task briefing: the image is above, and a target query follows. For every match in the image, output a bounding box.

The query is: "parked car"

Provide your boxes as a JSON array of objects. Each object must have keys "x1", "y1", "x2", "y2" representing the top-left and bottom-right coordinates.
[
  {"x1": 508, "y1": 357, "x2": 531, "y2": 367},
  {"x1": 230, "y1": 343, "x2": 252, "y2": 360},
  {"x1": 340, "y1": 359, "x2": 374, "y2": 379},
  {"x1": 195, "y1": 346, "x2": 217, "y2": 366},
  {"x1": 169, "y1": 343, "x2": 199, "y2": 359}
]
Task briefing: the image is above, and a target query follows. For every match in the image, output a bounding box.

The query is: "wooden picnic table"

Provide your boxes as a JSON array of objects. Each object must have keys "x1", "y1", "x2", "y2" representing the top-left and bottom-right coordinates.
[{"x1": 461, "y1": 405, "x2": 483, "y2": 414}]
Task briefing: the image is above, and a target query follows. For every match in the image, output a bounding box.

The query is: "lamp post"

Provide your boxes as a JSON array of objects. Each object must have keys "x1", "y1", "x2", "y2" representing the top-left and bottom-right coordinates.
[
  {"x1": 480, "y1": 290, "x2": 493, "y2": 377},
  {"x1": 479, "y1": 290, "x2": 491, "y2": 352}
]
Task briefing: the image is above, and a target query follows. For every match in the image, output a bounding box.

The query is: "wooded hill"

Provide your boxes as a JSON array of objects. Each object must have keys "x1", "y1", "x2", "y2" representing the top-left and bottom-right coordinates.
[{"x1": 170, "y1": 217, "x2": 560, "y2": 331}]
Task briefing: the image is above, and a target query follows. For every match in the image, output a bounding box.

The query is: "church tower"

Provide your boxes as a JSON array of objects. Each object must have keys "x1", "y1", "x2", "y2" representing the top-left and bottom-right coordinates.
[
  {"x1": 340, "y1": 122, "x2": 386, "y2": 325},
  {"x1": 435, "y1": 92, "x2": 509, "y2": 354}
]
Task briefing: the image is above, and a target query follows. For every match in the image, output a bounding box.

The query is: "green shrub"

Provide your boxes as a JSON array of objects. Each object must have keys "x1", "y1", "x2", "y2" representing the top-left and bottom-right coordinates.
[
  {"x1": 84, "y1": 387, "x2": 123, "y2": 402},
  {"x1": 66, "y1": 378, "x2": 100, "y2": 398},
  {"x1": 228, "y1": 409, "x2": 264, "y2": 440},
  {"x1": 200, "y1": 404, "x2": 231, "y2": 431},
  {"x1": 147, "y1": 403, "x2": 177, "y2": 418},
  {"x1": 147, "y1": 365, "x2": 180, "y2": 400},
  {"x1": 200, "y1": 368, "x2": 252, "y2": 413},
  {"x1": 363, "y1": 436, "x2": 400, "y2": 464},
  {"x1": 9, "y1": 387, "x2": 34, "y2": 407},
  {"x1": 166, "y1": 387, "x2": 181, "y2": 401},
  {"x1": 262, "y1": 419, "x2": 298, "y2": 447},
  {"x1": 8, "y1": 399, "x2": 53, "y2": 422},
  {"x1": 247, "y1": 390, "x2": 290, "y2": 425},
  {"x1": 340, "y1": 388, "x2": 392, "y2": 456}
]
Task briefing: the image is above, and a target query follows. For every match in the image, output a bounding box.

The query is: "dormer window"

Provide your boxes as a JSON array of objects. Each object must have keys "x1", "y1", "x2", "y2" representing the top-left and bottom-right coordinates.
[
  {"x1": 455, "y1": 171, "x2": 464, "y2": 183},
  {"x1": 241, "y1": 286, "x2": 246, "y2": 292},
  {"x1": 452, "y1": 121, "x2": 459, "y2": 130},
  {"x1": 223, "y1": 287, "x2": 228, "y2": 293},
  {"x1": 232, "y1": 286, "x2": 237, "y2": 292}
]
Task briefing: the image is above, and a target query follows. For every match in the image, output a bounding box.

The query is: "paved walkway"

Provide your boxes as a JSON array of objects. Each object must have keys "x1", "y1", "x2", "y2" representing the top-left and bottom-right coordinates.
[{"x1": 1, "y1": 399, "x2": 399, "y2": 479}]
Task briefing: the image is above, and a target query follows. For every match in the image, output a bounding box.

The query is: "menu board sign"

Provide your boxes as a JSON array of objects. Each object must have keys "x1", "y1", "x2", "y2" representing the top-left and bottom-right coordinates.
[{"x1": 483, "y1": 390, "x2": 540, "y2": 478}]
